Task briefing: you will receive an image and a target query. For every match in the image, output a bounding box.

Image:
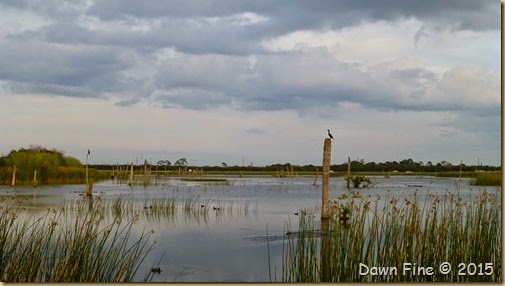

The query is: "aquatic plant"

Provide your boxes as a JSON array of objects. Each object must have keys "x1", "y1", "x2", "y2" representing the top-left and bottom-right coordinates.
[
  {"x1": 0, "y1": 197, "x2": 155, "y2": 282},
  {"x1": 471, "y1": 172, "x2": 501, "y2": 186},
  {"x1": 282, "y1": 189, "x2": 501, "y2": 282}
]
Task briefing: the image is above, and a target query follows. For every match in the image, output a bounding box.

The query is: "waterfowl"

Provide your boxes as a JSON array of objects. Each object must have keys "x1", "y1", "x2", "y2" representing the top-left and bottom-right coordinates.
[
  {"x1": 151, "y1": 267, "x2": 161, "y2": 273},
  {"x1": 327, "y1": 129, "x2": 334, "y2": 140}
]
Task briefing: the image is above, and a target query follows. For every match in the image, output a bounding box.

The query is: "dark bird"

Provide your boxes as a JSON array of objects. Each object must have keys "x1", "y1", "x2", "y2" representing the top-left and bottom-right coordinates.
[
  {"x1": 294, "y1": 212, "x2": 299, "y2": 216},
  {"x1": 327, "y1": 129, "x2": 334, "y2": 140},
  {"x1": 87, "y1": 149, "x2": 90, "y2": 155},
  {"x1": 151, "y1": 267, "x2": 161, "y2": 273}
]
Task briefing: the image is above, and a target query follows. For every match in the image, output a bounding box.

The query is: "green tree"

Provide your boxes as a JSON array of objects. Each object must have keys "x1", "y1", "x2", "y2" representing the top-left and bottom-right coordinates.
[{"x1": 174, "y1": 158, "x2": 187, "y2": 166}]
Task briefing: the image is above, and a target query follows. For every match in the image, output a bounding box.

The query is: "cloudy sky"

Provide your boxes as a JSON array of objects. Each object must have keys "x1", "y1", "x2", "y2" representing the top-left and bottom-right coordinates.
[{"x1": 0, "y1": 1, "x2": 501, "y2": 167}]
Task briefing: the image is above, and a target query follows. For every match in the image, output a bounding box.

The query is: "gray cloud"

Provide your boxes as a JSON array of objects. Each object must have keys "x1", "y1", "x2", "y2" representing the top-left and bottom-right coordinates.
[
  {"x1": 86, "y1": 0, "x2": 499, "y2": 31},
  {"x1": 0, "y1": 0, "x2": 499, "y2": 116},
  {"x1": 0, "y1": 36, "x2": 133, "y2": 97}
]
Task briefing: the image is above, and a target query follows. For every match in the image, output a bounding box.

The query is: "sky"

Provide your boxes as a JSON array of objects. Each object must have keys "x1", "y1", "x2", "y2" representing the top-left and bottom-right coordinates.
[{"x1": 0, "y1": 0, "x2": 501, "y2": 167}]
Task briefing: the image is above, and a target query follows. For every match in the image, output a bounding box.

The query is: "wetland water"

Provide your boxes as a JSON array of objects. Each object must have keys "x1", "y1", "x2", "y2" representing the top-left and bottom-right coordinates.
[{"x1": 0, "y1": 175, "x2": 497, "y2": 282}]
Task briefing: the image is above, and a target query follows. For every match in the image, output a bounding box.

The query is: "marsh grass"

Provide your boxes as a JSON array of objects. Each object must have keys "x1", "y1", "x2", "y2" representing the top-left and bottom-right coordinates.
[
  {"x1": 0, "y1": 166, "x2": 109, "y2": 185},
  {"x1": 61, "y1": 195, "x2": 257, "y2": 226},
  {"x1": 282, "y1": 189, "x2": 501, "y2": 282},
  {"x1": 471, "y1": 172, "x2": 501, "y2": 186},
  {"x1": 0, "y1": 197, "x2": 155, "y2": 282}
]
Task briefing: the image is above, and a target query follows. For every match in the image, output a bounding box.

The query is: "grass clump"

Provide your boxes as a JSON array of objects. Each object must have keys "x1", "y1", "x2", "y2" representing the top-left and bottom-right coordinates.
[
  {"x1": 282, "y1": 189, "x2": 501, "y2": 282},
  {"x1": 0, "y1": 197, "x2": 155, "y2": 282},
  {"x1": 471, "y1": 172, "x2": 501, "y2": 186}
]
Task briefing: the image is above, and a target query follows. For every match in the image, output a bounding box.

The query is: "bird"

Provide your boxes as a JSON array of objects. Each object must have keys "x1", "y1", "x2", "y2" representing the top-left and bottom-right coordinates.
[
  {"x1": 327, "y1": 129, "x2": 334, "y2": 140},
  {"x1": 151, "y1": 267, "x2": 161, "y2": 273},
  {"x1": 87, "y1": 149, "x2": 90, "y2": 155}
]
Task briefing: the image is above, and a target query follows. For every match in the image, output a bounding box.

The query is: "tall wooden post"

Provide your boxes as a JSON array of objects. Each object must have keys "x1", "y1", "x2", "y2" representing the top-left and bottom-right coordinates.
[
  {"x1": 346, "y1": 156, "x2": 351, "y2": 189},
  {"x1": 11, "y1": 166, "x2": 16, "y2": 186},
  {"x1": 321, "y1": 139, "x2": 332, "y2": 281},
  {"x1": 86, "y1": 154, "x2": 89, "y2": 187},
  {"x1": 143, "y1": 159, "x2": 148, "y2": 186},
  {"x1": 313, "y1": 168, "x2": 319, "y2": 186},
  {"x1": 86, "y1": 150, "x2": 92, "y2": 197},
  {"x1": 459, "y1": 160, "x2": 463, "y2": 180},
  {"x1": 321, "y1": 138, "x2": 331, "y2": 219},
  {"x1": 129, "y1": 162, "x2": 134, "y2": 186},
  {"x1": 32, "y1": 170, "x2": 37, "y2": 187}
]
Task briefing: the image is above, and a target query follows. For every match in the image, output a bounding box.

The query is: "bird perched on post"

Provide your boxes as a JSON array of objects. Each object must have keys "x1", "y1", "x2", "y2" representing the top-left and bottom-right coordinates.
[{"x1": 327, "y1": 129, "x2": 334, "y2": 140}]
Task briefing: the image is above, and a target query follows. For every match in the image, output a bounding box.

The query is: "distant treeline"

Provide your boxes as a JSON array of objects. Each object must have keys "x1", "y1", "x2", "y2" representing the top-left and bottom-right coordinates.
[{"x1": 90, "y1": 158, "x2": 500, "y2": 173}]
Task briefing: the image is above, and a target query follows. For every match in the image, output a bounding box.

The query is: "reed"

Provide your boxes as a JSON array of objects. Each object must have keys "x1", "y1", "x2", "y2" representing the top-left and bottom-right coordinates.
[
  {"x1": 282, "y1": 189, "x2": 501, "y2": 282},
  {"x1": 471, "y1": 172, "x2": 501, "y2": 186},
  {"x1": 0, "y1": 197, "x2": 155, "y2": 282},
  {"x1": 62, "y1": 194, "x2": 257, "y2": 226}
]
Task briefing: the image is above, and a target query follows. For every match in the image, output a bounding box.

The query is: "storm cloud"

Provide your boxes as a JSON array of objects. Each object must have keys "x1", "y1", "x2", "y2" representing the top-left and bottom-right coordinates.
[{"x1": 0, "y1": 0, "x2": 500, "y2": 165}]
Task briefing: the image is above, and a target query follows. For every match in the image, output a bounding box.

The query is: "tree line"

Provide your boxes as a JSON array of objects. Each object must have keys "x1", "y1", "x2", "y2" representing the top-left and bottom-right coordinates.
[{"x1": 90, "y1": 158, "x2": 500, "y2": 173}]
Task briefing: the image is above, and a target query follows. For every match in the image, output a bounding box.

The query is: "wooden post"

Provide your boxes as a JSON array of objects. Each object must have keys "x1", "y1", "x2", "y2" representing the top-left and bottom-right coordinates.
[
  {"x1": 143, "y1": 159, "x2": 147, "y2": 186},
  {"x1": 129, "y1": 162, "x2": 134, "y2": 186},
  {"x1": 11, "y1": 165, "x2": 16, "y2": 186},
  {"x1": 86, "y1": 150, "x2": 92, "y2": 197},
  {"x1": 313, "y1": 168, "x2": 319, "y2": 186},
  {"x1": 86, "y1": 155, "x2": 89, "y2": 188},
  {"x1": 346, "y1": 156, "x2": 351, "y2": 189},
  {"x1": 155, "y1": 164, "x2": 158, "y2": 185},
  {"x1": 321, "y1": 139, "x2": 331, "y2": 280},
  {"x1": 459, "y1": 160, "x2": 463, "y2": 180},
  {"x1": 321, "y1": 138, "x2": 331, "y2": 219},
  {"x1": 32, "y1": 170, "x2": 37, "y2": 187}
]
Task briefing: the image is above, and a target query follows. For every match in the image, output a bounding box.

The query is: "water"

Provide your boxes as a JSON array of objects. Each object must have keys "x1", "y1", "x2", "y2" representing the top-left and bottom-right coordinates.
[{"x1": 0, "y1": 175, "x2": 497, "y2": 282}]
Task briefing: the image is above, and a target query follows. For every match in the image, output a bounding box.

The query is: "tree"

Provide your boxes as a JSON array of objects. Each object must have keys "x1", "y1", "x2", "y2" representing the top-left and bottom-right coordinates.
[
  {"x1": 157, "y1": 160, "x2": 171, "y2": 167},
  {"x1": 174, "y1": 158, "x2": 187, "y2": 166},
  {"x1": 221, "y1": 162, "x2": 228, "y2": 168}
]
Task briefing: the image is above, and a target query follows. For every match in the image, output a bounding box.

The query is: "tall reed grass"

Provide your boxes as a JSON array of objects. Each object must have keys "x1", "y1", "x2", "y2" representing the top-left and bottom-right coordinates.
[
  {"x1": 471, "y1": 172, "x2": 502, "y2": 186},
  {"x1": 282, "y1": 189, "x2": 501, "y2": 282},
  {"x1": 61, "y1": 195, "x2": 257, "y2": 226},
  {"x1": 0, "y1": 197, "x2": 155, "y2": 282}
]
